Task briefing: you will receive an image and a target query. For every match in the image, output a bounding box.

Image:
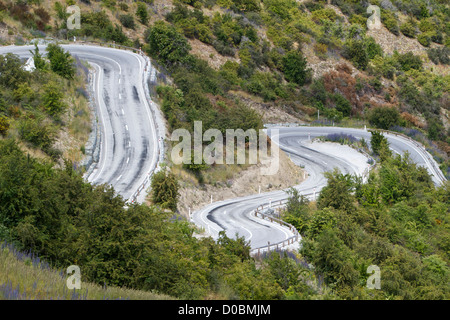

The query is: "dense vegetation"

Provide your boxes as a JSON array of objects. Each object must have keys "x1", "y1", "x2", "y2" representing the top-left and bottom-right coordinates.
[
  {"x1": 1, "y1": 129, "x2": 448, "y2": 299},
  {"x1": 2, "y1": 0, "x2": 447, "y2": 174},
  {"x1": 282, "y1": 133, "x2": 449, "y2": 299},
  {"x1": 0, "y1": 139, "x2": 333, "y2": 299},
  {"x1": 0, "y1": 0, "x2": 448, "y2": 300},
  {"x1": 0, "y1": 44, "x2": 87, "y2": 161}
]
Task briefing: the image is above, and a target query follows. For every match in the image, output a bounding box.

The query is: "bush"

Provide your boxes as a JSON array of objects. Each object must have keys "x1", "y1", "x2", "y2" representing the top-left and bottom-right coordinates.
[
  {"x1": 136, "y1": 2, "x2": 149, "y2": 25},
  {"x1": 18, "y1": 116, "x2": 56, "y2": 150},
  {"x1": 146, "y1": 21, "x2": 191, "y2": 66},
  {"x1": 395, "y1": 52, "x2": 423, "y2": 71},
  {"x1": 331, "y1": 93, "x2": 352, "y2": 117},
  {"x1": 417, "y1": 32, "x2": 433, "y2": 47},
  {"x1": 343, "y1": 39, "x2": 369, "y2": 70},
  {"x1": 381, "y1": 10, "x2": 399, "y2": 35},
  {"x1": 427, "y1": 47, "x2": 450, "y2": 65},
  {"x1": 370, "y1": 130, "x2": 391, "y2": 160},
  {"x1": 400, "y1": 22, "x2": 416, "y2": 38},
  {"x1": 368, "y1": 106, "x2": 401, "y2": 130},
  {"x1": 46, "y1": 44, "x2": 75, "y2": 80},
  {"x1": 42, "y1": 82, "x2": 67, "y2": 118},
  {"x1": 119, "y1": 14, "x2": 135, "y2": 29},
  {"x1": 0, "y1": 115, "x2": 9, "y2": 136},
  {"x1": 0, "y1": 53, "x2": 28, "y2": 90},
  {"x1": 365, "y1": 37, "x2": 383, "y2": 60},
  {"x1": 150, "y1": 167, "x2": 179, "y2": 211},
  {"x1": 282, "y1": 50, "x2": 311, "y2": 86}
]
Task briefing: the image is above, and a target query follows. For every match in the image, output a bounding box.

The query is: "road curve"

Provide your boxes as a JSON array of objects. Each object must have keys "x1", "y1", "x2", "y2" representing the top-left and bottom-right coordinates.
[
  {"x1": 193, "y1": 126, "x2": 446, "y2": 250},
  {"x1": 2, "y1": 45, "x2": 445, "y2": 251},
  {"x1": 0, "y1": 44, "x2": 163, "y2": 203}
]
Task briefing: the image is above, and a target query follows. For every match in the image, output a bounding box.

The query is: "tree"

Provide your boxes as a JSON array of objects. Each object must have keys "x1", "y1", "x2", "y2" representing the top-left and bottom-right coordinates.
[
  {"x1": 370, "y1": 130, "x2": 391, "y2": 161},
  {"x1": 146, "y1": 21, "x2": 191, "y2": 66},
  {"x1": 368, "y1": 106, "x2": 401, "y2": 130},
  {"x1": 283, "y1": 187, "x2": 310, "y2": 233},
  {"x1": 42, "y1": 82, "x2": 67, "y2": 118},
  {"x1": 136, "y1": 2, "x2": 149, "y2": 25},
  {"x1": 400, "y1": 21, "x2": 416, "y2": 38},
  {"x1": 282, "y1": 50, "x2": 311, "y2": 86},
  {"x1": 119, "y1": 14, "x2": 135, "y2": 29},
  {"x1": 30, "y1": 43, "x2": 48, "y2": 71},
  {"x1": 317, "y1": 168, "x2": 356, "y2": 214},
  {"x1": 332, "y1": 93, "x2": 352, "y2": 117},
  {"x1": 150, "y1": 167, "x2": 179, "y2": 211},
  {"x1": 395, "y1": 51, "x2": 423, "y2": 71},
  {"x1": 343, "y1": 39, "x2": 369, "y2": 70},
  {"x1": 46, "y1": 43, "x2": 75, "y2": 80},
  {"x1": 217, "y1": 231, "x2": 251, "y2": 262},
  {"x1": 0, "y1": 115, "x2": 9, "y2": 136},
  {"x1": 300, "y1": 228, "x2": 359, "y2": 287},
  {"x1": 0, "y1": 53, "x2": 28, "y2": 89}
]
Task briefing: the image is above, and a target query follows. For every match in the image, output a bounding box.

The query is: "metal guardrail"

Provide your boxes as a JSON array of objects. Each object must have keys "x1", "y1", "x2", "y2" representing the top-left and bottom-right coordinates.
[
  {"x1": 249, "y1": 145, "x2": 377, "y2": 256},
  {"x1": 250, "y1": 199, "x2": 300, "y2": 257}
]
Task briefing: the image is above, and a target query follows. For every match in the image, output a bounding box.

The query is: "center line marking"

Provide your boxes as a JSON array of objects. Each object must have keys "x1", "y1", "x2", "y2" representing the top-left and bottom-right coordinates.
[
  {"x1": 125, "y1": 125, "x2": 128, "y2": 131},
  {"x1": 119, "y1": 93, "x2": 122, "y2": 99},
  {"x1": 116, "y1": 175, "x2": 122, "y2": 181},
  {"x1": 121, "y1": 109, "x2": 124, "y2": 115},
  {"x1": 126, "y1": 157, "x2": 129, "y2": 164}
]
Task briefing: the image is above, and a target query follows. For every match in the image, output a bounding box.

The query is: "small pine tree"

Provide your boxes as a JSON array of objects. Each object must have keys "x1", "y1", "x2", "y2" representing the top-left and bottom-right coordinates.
[{"x1": 150, "y1": 167, "x2": 179, "y2": 211}]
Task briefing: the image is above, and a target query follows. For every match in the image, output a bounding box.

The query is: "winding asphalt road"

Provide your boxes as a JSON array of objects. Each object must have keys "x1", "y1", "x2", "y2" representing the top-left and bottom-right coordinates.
[
  {"x1": 2, "y1": 44, "x2": 446, "y2": 251},
  {"x1": 0, "y1": 44, "x2": 163, "y2": 203},
  {"x1": 192, "y1": 126, "x2": 446, "y2": 250}
]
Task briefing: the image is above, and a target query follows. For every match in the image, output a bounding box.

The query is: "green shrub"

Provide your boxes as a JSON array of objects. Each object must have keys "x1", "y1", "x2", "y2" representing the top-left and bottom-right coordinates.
[
  {"x1": 136, "y1": 2, "x2": 149, "y2": 25},
  {"x1": 150, "y1": 167, "x2": 179, "y2": 211},
  {"x1": 146, "y1": 21, "x2": 191, "y2": 66},
  {"x1": 343, "y1": 39, "x2": 369, "y2": 70},
  {"x1": 417, "y1": 32, "x2": 433, "y2": 47},
  {"x1": 119, "y1": 13, "x2": 135, "y2": 29},
  {"x1": 0, "y1": 115, "x2": 9, "y2": 136},
  {"x1": 400, "y1": 22, "x2": 416, "y2": 38},
  {"x1": 331, "y1": 93, "x2": 352, "y2": 117},
  {"x1": 46, "y1": 43, "x2": 75, "y2": 80},
  {"x1": 18, "y1": 116, "x2": 56, "y2": 150},
  {"x1": 427, "y1": 47, "x2": 450, "y2": 65},
  {"x1": 42, "y1": 82, "x2": 67, "y2": 118},
  {"x1": 395, "y1": 51, "x2": 423, "y2": 71},
  {"x1": 368, "y1": 106, "x2": 401, "y2": 130},
  {"x1": 381, "y1": 10, "x2": 399, "y2": 35},
  {"x1": 282, "y1": 50, "x2": 311, "y2": 86}
]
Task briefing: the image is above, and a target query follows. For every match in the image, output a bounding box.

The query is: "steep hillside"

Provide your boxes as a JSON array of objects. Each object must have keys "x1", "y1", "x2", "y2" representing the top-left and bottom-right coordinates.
[
  {"x1": 0, "y1": 0, "x2": 449, "y2": 301},
  {"x1": 1, "y1": 1, "x2": 448, "y2": 172}
]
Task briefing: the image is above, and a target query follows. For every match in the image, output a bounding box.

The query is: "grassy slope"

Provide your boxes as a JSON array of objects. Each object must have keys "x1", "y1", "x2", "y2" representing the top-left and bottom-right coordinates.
[{"x1": 0, "y1": 244, "x2": 173, "y2": 300}]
